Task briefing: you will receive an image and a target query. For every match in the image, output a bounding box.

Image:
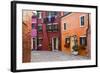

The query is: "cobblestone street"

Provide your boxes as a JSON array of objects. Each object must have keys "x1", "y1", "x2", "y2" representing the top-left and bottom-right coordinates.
[{"x1": 31, "y1": 51, "x2": 90, "y2": 62}]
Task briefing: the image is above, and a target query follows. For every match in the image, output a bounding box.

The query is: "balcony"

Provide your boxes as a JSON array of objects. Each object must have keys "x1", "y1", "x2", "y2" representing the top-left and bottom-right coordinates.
[{"x1": 46, "y1": 24, "x2": 59, "y2": 32}]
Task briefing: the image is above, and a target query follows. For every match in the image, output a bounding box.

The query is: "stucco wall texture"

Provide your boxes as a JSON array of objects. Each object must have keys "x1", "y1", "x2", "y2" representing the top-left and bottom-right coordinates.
[{"x1": 61, "y1": 12, "x2": 90, "y2": 56}]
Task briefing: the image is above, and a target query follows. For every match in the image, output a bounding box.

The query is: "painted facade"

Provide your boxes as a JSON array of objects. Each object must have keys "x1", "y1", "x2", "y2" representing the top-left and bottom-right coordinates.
[
  {"x1": 61, "y1": 12, "x2": 90, "y2": 56},
  {"x1": 22, "y1": 11, "x2": 91, "y2": 62},
  {"x1": 31, "y1": 11, "x2": 61, "y2": 51}
]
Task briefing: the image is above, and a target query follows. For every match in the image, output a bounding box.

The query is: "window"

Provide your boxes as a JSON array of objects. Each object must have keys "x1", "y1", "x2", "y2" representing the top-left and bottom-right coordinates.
[
  {"x1": 47, "y1": 12, "x2": 52, "y2": 22},
  {"x1": 48, "y1": 12, "x2": 51, "y2": 16},
  {"x1": 80, "y1": 16, "x2": 84, "y2": 27},
  {"x1": 38, "y1": 37, "x2": 43, "y2": 46},
  {"x1": 80, "y1": 36, "x2": 87, "y2": 46},
  {"x1": 44, "y1": 18, "x2": 48, "y2": 23},
  {"x1": 32, "y1": 23, "x2": 35, "y2": 29},
  {"x1": 46, "y1": 23, "x2": 58, "y2": 32},
  {"x1": 47, "y1": 24, "x2": 52, "y2": 31},
  {"x1": 51, "y1": 17, "x2": 55, "y2": 23},
  {"x1": 64, "y1": 23, "x2": 67, "y2": 30},
  {"x1": 51, "y1": 12, "x2": 57, "y2": 16},
  {"x1": 47, "y1": 12, "x2": 57, "y2": 23},
  {"x1": 48, "y1": 11, "x2": 57, "y2": 17},
  {"x1": 38, "y1": 24, "x2": 42, "y2": 32},
  {"x1": 37, "y1": 12, "x2": 42, "y2": 19},
  {"x1": 65, "y1": 37, "x2": 70, "y2": 48},
  {"x1": 52, "y1": 24, "x2": 58, "y2": 31},
  {"x1": 47, "y1": 16, "x2": 56, "y2": 23}
]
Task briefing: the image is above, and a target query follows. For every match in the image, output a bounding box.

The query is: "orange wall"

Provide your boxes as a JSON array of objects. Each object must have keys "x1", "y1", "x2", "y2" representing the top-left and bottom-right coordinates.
[{"x1": 61, "y1": 12, "x2": 89, "y2": 55}]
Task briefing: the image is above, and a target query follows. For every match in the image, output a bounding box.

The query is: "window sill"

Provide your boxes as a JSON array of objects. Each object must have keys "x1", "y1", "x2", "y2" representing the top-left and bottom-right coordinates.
[{"x1": 80, "y1": 26, "x2": 85, "y2": 28}]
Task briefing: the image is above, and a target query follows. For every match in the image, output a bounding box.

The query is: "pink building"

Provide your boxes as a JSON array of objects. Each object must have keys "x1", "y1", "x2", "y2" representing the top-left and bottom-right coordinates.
[{"x1": 31, "y1": 13, "x2": 38, "y2": 50}]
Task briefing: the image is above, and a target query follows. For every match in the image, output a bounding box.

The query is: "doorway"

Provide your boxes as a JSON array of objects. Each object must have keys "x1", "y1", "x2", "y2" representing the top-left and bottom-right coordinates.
[
  {"x1": 31, "y1": 37, "x2": 37, "y2": 50},
  {"x1": 52, "y1": 37, "x2": 59, "y2": 51},
  {"x1": 70, "y1": 35, "x2": 78, "y2": 53},
  {"x1": 70, "y1": 37, "x2": 75, "y2": 52}
]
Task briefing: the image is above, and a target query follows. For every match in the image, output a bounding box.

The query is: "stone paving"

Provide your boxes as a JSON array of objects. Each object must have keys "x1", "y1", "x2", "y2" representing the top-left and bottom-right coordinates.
[{"x1": 31, "y1": 51, "x2": 90, "y2": 62}]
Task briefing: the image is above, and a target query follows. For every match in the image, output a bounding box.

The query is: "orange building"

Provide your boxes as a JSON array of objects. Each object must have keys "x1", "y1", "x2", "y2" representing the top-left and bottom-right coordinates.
[{"x1": 61, "y1": 12, "x2": 90, "y2": 56}]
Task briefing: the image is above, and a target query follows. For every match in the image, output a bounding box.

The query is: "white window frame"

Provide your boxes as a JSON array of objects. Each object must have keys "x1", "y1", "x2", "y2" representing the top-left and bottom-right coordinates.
[
  {"x1": 38, "y1": 12, "x2": 42, "y2": 19},
  {"x1": 52, "y1": 37, "x2": 59, "y2": 51}
]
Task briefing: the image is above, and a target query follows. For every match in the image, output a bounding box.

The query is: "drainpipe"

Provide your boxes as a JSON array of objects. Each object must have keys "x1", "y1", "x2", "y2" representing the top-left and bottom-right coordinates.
[{"x1": 87, "y1": 13, "x2": 91, "y2": 57}]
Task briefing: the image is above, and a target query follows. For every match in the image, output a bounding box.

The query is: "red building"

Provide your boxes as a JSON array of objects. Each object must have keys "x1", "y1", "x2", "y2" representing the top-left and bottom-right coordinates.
[{"x1": 31, "y1": 11, "x2": 61, "y2": 51}]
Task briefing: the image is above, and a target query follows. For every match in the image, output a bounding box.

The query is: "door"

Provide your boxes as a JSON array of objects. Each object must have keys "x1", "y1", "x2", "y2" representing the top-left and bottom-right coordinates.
[
  {"x1": 70, "y1": 37, "x2": 75, "y2": 52},
  {"x1": 33, "y1": 38, "x2": 35, "y2": 50},
  {"x1": 52, "y1": 37, "x2": 59, "y2": 51},
  {"x1": 70, "y1": 36, "x2": 78, "y2": 52},
  {"x1": 32, "y1": 37, "x2": 37, "y2": 50}
]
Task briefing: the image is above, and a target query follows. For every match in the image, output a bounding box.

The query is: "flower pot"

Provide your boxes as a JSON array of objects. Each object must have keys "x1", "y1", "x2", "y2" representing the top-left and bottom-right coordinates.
[{"x1": 72, "y1": 51, "x2": 78, "y2": 55}]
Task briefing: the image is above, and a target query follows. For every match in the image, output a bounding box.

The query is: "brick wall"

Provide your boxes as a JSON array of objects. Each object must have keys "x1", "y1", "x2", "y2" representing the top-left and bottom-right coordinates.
[{"x1": 22, "y1": 10, "x2": 33, "y2": 63}]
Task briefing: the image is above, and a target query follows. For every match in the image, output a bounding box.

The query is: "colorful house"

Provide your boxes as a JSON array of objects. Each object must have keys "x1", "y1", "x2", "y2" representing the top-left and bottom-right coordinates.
[
  {"x1": 31, "y1": 11, "x2": 61, "y2": 51},
  {"x1": 22, "y1": 11, "x2": 91, "y2": 62},
  {"x1": 61, "y1": 12, "x2": 90, "y2": 56}
]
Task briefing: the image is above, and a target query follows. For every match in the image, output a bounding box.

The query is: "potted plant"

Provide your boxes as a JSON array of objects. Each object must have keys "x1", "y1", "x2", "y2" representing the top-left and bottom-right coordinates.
[{"x1": 72, "y1": 45, "x2": 78, "y2": 55}]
